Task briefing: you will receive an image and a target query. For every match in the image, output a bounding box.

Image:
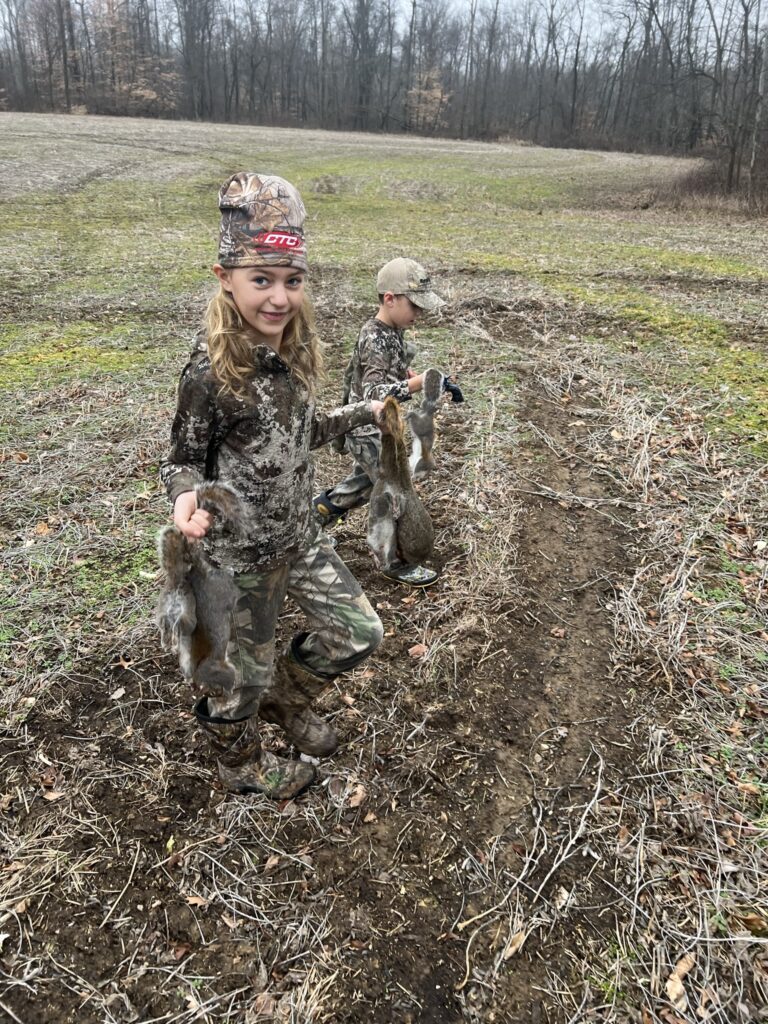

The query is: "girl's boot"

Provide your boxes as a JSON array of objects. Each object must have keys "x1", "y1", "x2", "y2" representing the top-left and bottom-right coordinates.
[
  {"x1": 259, "y1": 643, "x2": 338, "y2": 758},
  {"x1": 195, "y1": 699, "x2": 315, "y2": 800}
]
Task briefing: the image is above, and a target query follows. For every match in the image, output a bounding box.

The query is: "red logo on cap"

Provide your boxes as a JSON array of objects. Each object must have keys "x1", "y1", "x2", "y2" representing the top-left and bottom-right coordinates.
[{"x1": 255, "y1": 231, "x2": 303, "y2": 250}]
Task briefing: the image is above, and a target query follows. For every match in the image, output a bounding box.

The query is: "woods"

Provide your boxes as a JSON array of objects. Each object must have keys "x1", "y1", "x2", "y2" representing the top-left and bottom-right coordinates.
[{"x1": 0, "y1": 0, "x2": 766, "y2": 194}]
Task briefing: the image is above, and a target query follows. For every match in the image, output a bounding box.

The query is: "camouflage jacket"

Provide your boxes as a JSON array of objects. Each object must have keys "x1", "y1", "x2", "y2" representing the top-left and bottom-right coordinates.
[
  {"x1": 342, "y1": 318, "x2": 415, "y2": 439},
  {"x1": 160, "y1": 336, "x2": 375, "y2": 571}
]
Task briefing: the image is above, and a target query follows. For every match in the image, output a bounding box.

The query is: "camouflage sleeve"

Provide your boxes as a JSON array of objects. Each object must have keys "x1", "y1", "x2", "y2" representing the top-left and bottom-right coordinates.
[
  {"x1": 311, "y1": 401, "x2": 375, "y2": 449},
  {"x1": 159, "y1": 362, "x2": 217, "y2": 504},
  {"x1": 359, "y1": 333, "x2": 411, "y2": 403}
]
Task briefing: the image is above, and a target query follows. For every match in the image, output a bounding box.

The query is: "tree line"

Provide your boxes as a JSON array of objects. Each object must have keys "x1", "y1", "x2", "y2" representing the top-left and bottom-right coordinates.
[{"x1": 1, "y1": 0, "x2": 765, "y2": 195}]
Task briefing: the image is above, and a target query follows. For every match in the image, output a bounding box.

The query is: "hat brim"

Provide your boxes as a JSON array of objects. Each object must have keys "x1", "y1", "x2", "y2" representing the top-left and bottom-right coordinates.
[{"x1": 406, "y1": 290, "x2": 443, "y2": 312}]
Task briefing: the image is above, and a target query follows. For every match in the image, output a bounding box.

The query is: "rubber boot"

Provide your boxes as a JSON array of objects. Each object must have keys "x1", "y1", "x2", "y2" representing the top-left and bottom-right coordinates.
[
  {"x1": 313, "y1": 491, "x2": 349, "y2": 528},
  {"x1": 258, "y1": 639, "x2": 339, "y2": 758},
  {"x1": 195, "y1": 698, "x2": 316, "y2": 800}
]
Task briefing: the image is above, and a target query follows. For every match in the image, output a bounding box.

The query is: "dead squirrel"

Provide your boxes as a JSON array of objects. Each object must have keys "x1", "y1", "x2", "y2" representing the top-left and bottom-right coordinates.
[
  {"x1": 367, "y1": 396, "x2": 435, "y2": 569},
  {"x1": 407, "y1": 366, "x2": 444, "y2": 479},
  {"x1": 156, "y1": 483, "x2": 243, "y2": 697}
]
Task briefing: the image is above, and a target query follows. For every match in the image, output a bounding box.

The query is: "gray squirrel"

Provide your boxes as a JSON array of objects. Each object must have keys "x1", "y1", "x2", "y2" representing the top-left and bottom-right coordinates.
[
  {"x1": 407, "y1": 367, "x2": 444, "y2": 480},
  {"x1": 367, "y1": 396, "x2": 435, "y2": 570},
  {"x1": 156, "y1": 484, "x2": 244, "y2": 697}
]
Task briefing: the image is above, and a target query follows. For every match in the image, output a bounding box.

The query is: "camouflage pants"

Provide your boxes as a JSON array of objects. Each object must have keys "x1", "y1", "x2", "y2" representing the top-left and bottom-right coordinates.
[
  {"x1": 325, "y1": 434, "x2": 382, "y2": 511},
  {"x1": 206, "y1": 534, "x2": 383, "y2": 720}
]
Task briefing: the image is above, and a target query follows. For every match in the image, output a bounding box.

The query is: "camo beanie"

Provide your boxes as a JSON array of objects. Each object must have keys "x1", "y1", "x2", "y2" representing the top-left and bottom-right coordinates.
[{"x1": 217, "y1": 171, "x2": 308, "y2": 272}]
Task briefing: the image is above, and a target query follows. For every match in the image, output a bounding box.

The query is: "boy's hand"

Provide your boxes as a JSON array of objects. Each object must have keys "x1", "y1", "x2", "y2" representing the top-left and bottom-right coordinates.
[
  {"x1": 406, "y1": 372, "x2": 424, "y2": 394},
  {"x1": 406, "y1": 368, "x2": 417, "y2": 379},
  {"x1": 173, "y1": 491, "x2": 213, "y2": 539}
]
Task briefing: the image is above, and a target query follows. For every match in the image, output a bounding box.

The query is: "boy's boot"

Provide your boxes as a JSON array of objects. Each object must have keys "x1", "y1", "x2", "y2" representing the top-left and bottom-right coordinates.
[
  {"x1": 313, "y1": 491, "x2": 349, "y2": 528},
  {"x1": 194, "y1": 698, "x2": 315, "y2": 800},
  {"x1": 258, "y1": 638, "x2": 338, "y2": 757}
]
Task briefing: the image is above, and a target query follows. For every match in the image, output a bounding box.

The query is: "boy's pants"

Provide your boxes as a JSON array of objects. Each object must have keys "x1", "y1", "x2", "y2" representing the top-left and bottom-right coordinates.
[
  {"x1": 324, "y1": 435, "x2": 382, "y2": 511},
  {"x1": 206, "y1": 534, "x2": 383, "y2": 721}
]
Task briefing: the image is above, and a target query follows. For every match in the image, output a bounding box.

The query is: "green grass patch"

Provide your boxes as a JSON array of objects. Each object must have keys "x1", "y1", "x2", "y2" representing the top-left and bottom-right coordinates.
[
  {"x1": 0, "y1": 320, "x2": 163, "y2": 389},
  {"x1": 72, "y1": 542, "x2": 157, "y2": 608}
]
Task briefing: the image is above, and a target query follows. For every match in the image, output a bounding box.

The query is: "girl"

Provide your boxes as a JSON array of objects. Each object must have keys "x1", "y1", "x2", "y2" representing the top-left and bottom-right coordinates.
[{"x1": 160, "y1": 172, "x2": 385, "y2": 801}]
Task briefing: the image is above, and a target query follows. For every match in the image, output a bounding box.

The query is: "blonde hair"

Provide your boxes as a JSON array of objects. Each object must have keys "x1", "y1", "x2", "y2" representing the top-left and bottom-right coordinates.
[{"x1": 204, "y1": 286, "x2": 324, "y2": 397}]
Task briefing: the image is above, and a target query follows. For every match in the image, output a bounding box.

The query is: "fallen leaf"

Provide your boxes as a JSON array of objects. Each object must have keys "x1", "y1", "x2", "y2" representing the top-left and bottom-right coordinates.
[
  {"x1": 110, "y1": 686, "x2": 126, "y2": 701},
  {"x1": 33, "y1": 522, "x2": 53, "y2": 535},
  {"x1": 659, "y1": 1010, "x2": 688, "y2": 1024},
  {"x1": 185, "y1": 895, "x2": 208, "y2": 907},
  {"x1": 0, "y1": 794, "x2": 14, "y2": 812},
  {"x1": 738, "y1": 913, "x2": 768, "y2": 936},
  {"x1": 341, "y1": 693, "x2": 357, "y2": 706},
  {"x1": 264, "y1": 854, "x2": 280, "y2": 873},
  {"x1": 348, "y1": 784, "x2": 367, "y2": 808},
  {"x1": 221, "y1": 913, "x2": 239, "y2": 929},
  {"x1": 250, "y1": 992, "x2": 276, "y2": 1015},
  {"x1": 359, "y1": 668, "x2": 375, "y2": 679},
  {"x1": 737, "y1": 781, "x2": 760, "y2": 796},
  {"x1": 42, "y1": 790, "x2": 65, "y2": 802},
  {"x1": 408, "y1": 643, "x2": 428, "y2": 658},
  {"x1": 550, "y1": 627, "x2": 567, "y2": 638},
  {"x1": 327, "y1": 777, "x2": 346, "y2": 801},
  {"x1": 553, "y1": 886, "x2": 571, "y2": 910},
  {"x1": 173, "y1": 942, "x2": 192, "y2": 959},
  {"x1": 665, "y1": 952, "x2": 695, "y2": 1011},
  {"x1": 165, "y1": 835, "x2": 175, "y2": 854},
  {"x1": 502, "y1": 930, "x2": 527, "y2": 959},
  {"x1": 14, "y1": 899, "x2": 28, "y2": 914},
  {"x1": 363, "y1": 811, "x2": 377, "y2": 823}
]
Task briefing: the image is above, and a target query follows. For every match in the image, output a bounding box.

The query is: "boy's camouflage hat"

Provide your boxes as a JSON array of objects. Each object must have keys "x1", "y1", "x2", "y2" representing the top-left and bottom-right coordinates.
[
  {"x1": 376, "y1": 257, "x2": 443, "y2": 311},
  {"x1": 217, "y1": 172, "x2": 308, "y2": 271}
]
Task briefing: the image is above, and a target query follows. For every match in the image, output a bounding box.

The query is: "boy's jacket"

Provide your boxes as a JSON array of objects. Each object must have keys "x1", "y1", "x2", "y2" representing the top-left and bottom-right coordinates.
[
  {"x1": 340, "y1": 318, "x2": 414, "y2": 440},
  {"x1": 160, "y1": 335, "x2": 374, "y2": 572}
]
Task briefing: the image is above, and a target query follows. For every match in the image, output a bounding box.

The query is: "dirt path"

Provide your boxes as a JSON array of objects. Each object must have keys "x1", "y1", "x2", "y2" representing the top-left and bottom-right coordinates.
[{"x1": 319, "y1": 345, "x2": 643, "y2": 1022}]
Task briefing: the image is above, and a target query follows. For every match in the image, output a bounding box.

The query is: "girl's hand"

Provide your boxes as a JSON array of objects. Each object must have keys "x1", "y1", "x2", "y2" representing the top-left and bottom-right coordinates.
[
  {"x1": 371, "y1": 400, "x2": 390, "y2": 434},
  {"x1": 173, "y1": 491, "x2": 213, "y2": 539}
]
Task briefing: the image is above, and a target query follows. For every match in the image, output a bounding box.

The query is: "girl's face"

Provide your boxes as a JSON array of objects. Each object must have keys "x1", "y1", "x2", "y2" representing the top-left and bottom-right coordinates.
[{"x1": 213, "y1": 264, "x2": 305, "y2": 350}]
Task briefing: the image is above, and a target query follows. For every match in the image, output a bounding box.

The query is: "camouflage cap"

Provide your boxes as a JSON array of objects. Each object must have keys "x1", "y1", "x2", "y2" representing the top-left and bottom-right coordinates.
[
  {"x1": 217, "y1": 172, "x2": 308, "y2": 271},
  {"x1": 376, "y1": 257, "x2": 443, "y2": 311}
]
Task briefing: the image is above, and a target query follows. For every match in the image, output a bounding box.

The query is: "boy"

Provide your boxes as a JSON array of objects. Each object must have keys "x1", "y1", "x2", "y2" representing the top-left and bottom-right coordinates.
[{"x1": 314, "y1": 257, "x2": 444, "y2": 587}]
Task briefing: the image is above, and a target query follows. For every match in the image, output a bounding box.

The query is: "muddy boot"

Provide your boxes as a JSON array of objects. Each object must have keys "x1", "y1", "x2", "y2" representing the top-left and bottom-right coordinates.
[
  {"x1": 194, "y1": 698, "x2": 316, "y2": 800},
  {"x1": 382, "y1": 562, "x2": 440, "y2": 587},
  {"x1": 258, "y1": 639, "x2": 339, "y2": 758}
]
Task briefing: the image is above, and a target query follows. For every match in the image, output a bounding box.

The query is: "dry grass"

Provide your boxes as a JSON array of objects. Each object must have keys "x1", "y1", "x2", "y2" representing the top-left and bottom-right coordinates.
[
  {"x1": 1, "y1": 113, "x2": 767, "y2": 1022},
  {"x1": 507, "y1": 325, "x2": 768, "y2": 1023}
]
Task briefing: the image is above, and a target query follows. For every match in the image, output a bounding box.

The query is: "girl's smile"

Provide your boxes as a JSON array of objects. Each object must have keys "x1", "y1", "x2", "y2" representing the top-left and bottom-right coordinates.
[{"x1": 213, "y1": 264, "x2": 305, "y2": 350}]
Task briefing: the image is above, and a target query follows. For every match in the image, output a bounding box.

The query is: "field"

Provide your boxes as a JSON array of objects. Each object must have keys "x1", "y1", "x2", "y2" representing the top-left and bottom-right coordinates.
[{"x1": 1, "y1": 112, "x2": 767, "y2": 1023}]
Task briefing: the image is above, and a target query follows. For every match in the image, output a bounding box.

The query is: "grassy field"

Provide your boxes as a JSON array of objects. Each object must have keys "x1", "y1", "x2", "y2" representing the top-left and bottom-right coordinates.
[{"x1": 1, "y1": 112, "x2": 767, "y2": 1023}]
